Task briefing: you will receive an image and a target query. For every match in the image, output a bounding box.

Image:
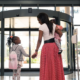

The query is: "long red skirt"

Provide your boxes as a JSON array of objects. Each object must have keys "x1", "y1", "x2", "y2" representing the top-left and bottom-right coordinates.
[{"x1": 40, "y1": 43, "x2": 65, "y2": 80}]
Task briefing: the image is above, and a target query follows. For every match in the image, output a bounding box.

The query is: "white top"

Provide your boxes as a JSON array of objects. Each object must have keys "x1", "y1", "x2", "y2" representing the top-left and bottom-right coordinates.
[{"x1": 39, "y1": 23, "x2": 56, "y2": 41}]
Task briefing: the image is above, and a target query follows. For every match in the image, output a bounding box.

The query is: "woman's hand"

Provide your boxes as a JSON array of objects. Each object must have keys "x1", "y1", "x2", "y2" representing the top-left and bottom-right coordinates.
[
  {"x1": 32, "y1": 52, "x2": 38, "y2": 59},
  {"x1": 29, "y1": 55, "x2": 31, "y2": 58}
]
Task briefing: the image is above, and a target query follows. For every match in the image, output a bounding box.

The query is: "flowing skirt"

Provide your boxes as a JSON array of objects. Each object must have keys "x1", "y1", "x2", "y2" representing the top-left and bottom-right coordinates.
[{"x1": 40, "y1": 43, "x2": 65, "y2": 80}]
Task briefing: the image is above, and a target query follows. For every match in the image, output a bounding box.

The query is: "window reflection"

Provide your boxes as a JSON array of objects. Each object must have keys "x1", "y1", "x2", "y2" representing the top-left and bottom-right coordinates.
[
  {"x1": 74, "y1": 26, "x2": 80, "y2": 69},
  {"x1": 4, "y1": 7, "x2": 20, "y2": 11},
  {"x1": 13, "y1": 31, "x2": 29, "y2": 68},
  {"x1": 60, "y1": 21, "x2": 69, "y2": 28},
  {"x1": 4, "y1": 17, "x2": 55, "y2": 28},
  {"x1": 74, "y1": 7, "x2": 80, "y2": 25},
  {"x1": 14, "y1": 17, "x2": 29, "y2": 28},
  {"x1": 49, "y1": 17, "x2": 55, "y2": 21},
  {"x1": 21, "y1": 7, "x2": 37, "y2": 9},
  {"x1": 0, "y1": 31, "x2": 1, "y2": 69},
  {"x1": 4, "y1": 31, "x2": 9, "y2": 69},
  {"x1": 0, "y1": 7, "x2": 2, "y2": 12},
  {"x1": 31, "y1": 32, "x2": 43, "y2": 68},
  {"x1": 56, "y1": 7, "x2": 72, "y2": 16},
  {"x1": 39, "y1": 7, "x2": 55, "y2": 11},
  {"x1": 3, "y1": 16, "x2": 70, "y2": 69},
  {"x1": 30, "y1": 17, "x2": 40, "y2": 28},
  {"x1": 4, "y1": 18, "x2": 10, "y2": 28},
  {"x1": 61, "y1": 32, "x2": 68, "y2": 68},
  {"x1": 4, "y1": 31, "x2": 29, "y2": 69},
  {"x1": 5, "y1": 17, "x2": 29, "y2": 28},
  {"x1": 0, "y1": 21, "x2": 1, "y2": 28}
]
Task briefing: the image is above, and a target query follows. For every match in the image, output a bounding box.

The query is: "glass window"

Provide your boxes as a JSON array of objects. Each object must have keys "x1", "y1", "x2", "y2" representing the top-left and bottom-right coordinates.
[
  {"x1": 21, "y1": 7, "x2": 37, "y2": 9},
  {"x1": 61, "y1": 32, "x2": 68, "y2": 68},
  {"x1": 30, "y1": 17, "x2": 55, "y2": 28},
  {"x1": 60, "y1": 21, "x2": 69, "y2": 28},
  {"x1": 0, "y1": 31, "x2": 1, "y2": 74},
  {"x1": 4, "y1": 31, "x2": 9, "y2": 69},
  {"x1": 4, "y1": 18, "x2": 10, "y2": 28},
  {"x1": 39, "y1": 7, "x2": 55, "y2": 11},
  {"x1": 49, "y1": 17, "x2": 55, "y2": 21},
  {"x1": 5, "y1": 17, "x2": 29, "y2": 28},
  {"x1": 74, "y1": 7, "x2": 80, "y2": 25},
  {"x1": 30, "y1": 17, "x2": 40, "y2": 28},
  {"x1": 0, "y1": 21, "x2": 1, "y2": 28},
  {"x1": 13, "y1": 31, "x2": 29, "y2": 68},
  {"x1": 61, "y1": 21, "x2": 70, "y2": 68},
  {"x1": 56, "y1": 7, "x2": 72, "y2": 16},
  {"x1": 31, "y1": 32, "x2": 43, "y2": 68},
  {"x1": 74, "y1": 26, "x2": 80, "y2": 69},
  {"x1": 0, "y1": 7, "x2": 2, "y2": 12},
  {"x1": 4, "y1": 31, "x2": 29, "y2": 69},
  {"x1": 4, "y1": 7, "x2": 20, "y2": 11},
  {"x1": 13, "y1": 17, "x2": 29, "y2": 28}
]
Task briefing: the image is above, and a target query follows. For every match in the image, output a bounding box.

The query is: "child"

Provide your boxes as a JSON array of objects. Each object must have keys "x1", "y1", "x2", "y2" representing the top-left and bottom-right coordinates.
[
  {"x1": 50, "y1": 19, "x2": 63, "y2": 54},
  {"x1": 7, "y1": 36, "x2": 30, "y2": 80}
]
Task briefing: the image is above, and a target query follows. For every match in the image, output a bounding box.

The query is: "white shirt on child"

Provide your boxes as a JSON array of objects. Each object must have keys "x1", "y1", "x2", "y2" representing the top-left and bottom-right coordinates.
[{"x1": 39, "y1": 23, "x2": 56, "y2": 41}]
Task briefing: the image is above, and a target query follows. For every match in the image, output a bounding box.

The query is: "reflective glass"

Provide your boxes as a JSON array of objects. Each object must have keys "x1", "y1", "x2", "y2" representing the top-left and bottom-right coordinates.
[
  {"x1": 0, "y1": 31, "x2": 1, "y2": 75},
  {"x1": 30, "y1": 17, "x2": 55, "y2": 28},
  {"x1": 21, "y1": 7, "x2": 37, "y2": 9},
  {"x1": 39, "y1": 7, "x2": 55, "y2": 11},
  {"x1": 13, "y1": 17, "x2": 29, "y2": 28},
  {"x1": 74, "y1": 7, "x2": 80, "y2": 25},
  {"x1": 49, "y1": 17, "x2": 55, "y2": 21},
  {"x1": 4, "y1": 18, "x2": 10, "y2": 28},
  {"x1": 13, "y1": 31, "x2": 29, "y2": 68},
  {"x1": 4, "y1": 31, "x2": 29, "y2": 69},
  {"x1": 4, "y1": 17, "x2": 29, "y2": 28},
  {"x1": 0, "y1": 7, "x2": 2, "y2": 12},
  {"x1": 60, "y1": 21, "x2": 69, "y2": 28},
  {"x1": 0, "y1": 21, "x2": 1, "y2": 28},
  {"x1": 4, "y1": 7, "x2": 20, "y2": 11},
  {"x1": 61, "y1": 32, "x2": 68, "y2": 68},
  {"x1": 4, "y1": 31, "x2": 9, "y2": 69},
  {"x1": 30, "y1": 17, "x2": 40, "y2": 28},
  {"x1": 74, "y1": 26, "x2": 80, "y2": 69},
  {"x1": 31, "y1": 32, "x2": 43, "y2": 68},
  {"x1": 56, "y1": 7, "x2": 72, "y2": 16}
]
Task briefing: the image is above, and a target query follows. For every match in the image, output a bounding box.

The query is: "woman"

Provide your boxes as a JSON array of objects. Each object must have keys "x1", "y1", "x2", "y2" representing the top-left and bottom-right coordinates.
[{"x1": 32, "y1": 13, "x2": 65, "y2": 80}]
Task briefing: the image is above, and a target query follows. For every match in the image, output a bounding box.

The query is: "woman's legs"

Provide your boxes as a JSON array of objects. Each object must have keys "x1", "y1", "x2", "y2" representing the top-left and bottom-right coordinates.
[{"x1": 13, "y1": 64, "x2": 21, "y2": 80}]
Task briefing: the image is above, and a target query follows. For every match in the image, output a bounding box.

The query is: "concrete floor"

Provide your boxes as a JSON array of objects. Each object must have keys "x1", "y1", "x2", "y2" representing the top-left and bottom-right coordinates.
[{"x1": 0, "y1": 71, "x2": 80, "y2": 80}]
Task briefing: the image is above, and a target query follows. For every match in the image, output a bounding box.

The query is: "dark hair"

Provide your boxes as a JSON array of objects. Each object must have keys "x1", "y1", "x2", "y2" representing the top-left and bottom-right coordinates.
[
  {"x1": 37, "y1": 13, "x2": 53, "y2": 34},
  {"x1": 50, "y1": 19, "x2": 56, "y2": 24},
  {"x1": 7, "y1": 36, "x2": 18, "y2": 46}
]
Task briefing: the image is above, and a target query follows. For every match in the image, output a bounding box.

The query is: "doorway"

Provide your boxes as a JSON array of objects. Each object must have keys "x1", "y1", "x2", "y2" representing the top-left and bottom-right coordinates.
[{"x1": 0, "y1": 9, "x2": 73, "y2": 75}]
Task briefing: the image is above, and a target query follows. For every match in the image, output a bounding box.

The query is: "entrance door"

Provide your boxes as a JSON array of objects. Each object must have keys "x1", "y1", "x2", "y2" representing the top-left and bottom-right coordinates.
[
  {"x1": 0, "y1": 21, "x2": 1, "y2": 75},
  {"x1": 4, "y1": 17, "x2": 71, "y2": 70},
  {"x1": 60, "y1": 21, "x2": 71, "y2": 69},
  {"x1": 4, "y1": 17, "x2": 55, "y2": 70},
  {"x1": 0, "y1": 9, "x2": 73, "y2": 75}
]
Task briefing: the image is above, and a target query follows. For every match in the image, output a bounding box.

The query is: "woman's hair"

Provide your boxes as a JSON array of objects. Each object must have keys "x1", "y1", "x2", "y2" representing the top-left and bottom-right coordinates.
[
  {"x1": 7, "y1": 36, "x2": 18, "y2": 46},
  {"x1": 37, "y1": 13, "x2": 53, "y2": 34}
]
